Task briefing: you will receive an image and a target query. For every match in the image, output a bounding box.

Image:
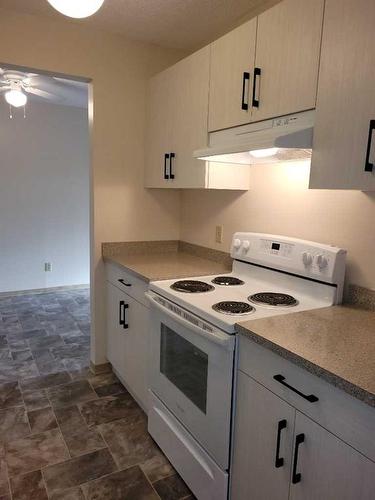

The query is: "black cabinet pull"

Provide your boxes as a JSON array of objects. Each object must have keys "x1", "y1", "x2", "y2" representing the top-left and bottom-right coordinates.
[
  {"x1": 252, "y1": 67, "x2": 261, "y2": 108},
  {"x1": 241, "y1": 72, "x2": 250, "y2": 111},
  {"x1": 365, "y1": 120, "x2": 375, "y2": 172},
  {"x1": 273, "y1": 375, "x2": 319, "y2": 403},
  {"x1": 119, "y1": 300, "x2": 125, "y2": 326},
  {"x1": 118, "y1": 279, "x2": 132, "y2": 287},
  {"x1": 164, "y1": 153, "x2": 170, "y2": 179},
  {"x1": 292, "y1": 433, "x2": 305, "y2": 484},
  {"x1": 169, "y1": 152, "x2": 175, "y2": 179},
  {"x1": 275, "y1": 419, "x2": 287, "y2": 468},
  {"x1": 123, "y1": 303, "x2": 129, "y2": 329}
]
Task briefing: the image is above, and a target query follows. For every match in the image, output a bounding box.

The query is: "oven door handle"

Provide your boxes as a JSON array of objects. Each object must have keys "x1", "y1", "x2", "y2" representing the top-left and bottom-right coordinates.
[{"x1": 145, "y1": 292, "x2": 234, "y2": 350}]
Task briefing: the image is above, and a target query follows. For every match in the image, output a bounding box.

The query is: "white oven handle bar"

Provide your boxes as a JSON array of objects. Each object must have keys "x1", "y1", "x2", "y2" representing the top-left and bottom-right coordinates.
[{"x1": 145, "y1": 292, "x2": 234, "y2": 350}]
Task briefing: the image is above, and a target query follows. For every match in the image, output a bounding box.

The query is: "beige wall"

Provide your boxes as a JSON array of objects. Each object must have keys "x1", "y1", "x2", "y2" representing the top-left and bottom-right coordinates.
[
  {"x1": 0, "y1": 8, "x2": 185, "y2": 364},
  {"x1": 181, "y1": 161, "x2": 375, "y2": 290}
]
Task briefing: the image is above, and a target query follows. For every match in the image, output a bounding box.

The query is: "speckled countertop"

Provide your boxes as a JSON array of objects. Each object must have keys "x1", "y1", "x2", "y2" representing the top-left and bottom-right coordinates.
[
  {"x1": 102, "y1": 240, "x2": 232, "y2": 282},
  {"x1": 236, "y1": 305, "x2": 375, "y2": 407}
]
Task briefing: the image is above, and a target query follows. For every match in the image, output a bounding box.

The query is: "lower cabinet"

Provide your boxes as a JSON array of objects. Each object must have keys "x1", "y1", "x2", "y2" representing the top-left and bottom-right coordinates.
[
  {"x1": 231, "y1": 372, "x2": 294, "y2": 500},
  {"x1": 231, "y1": 371, "x2": 375, "y2": 500},
  {"x1": 290, "y1": 412, "x2": 375, "y2": 500},
  {"x1": 106, "y1": 280, "x2": 149, "y2": 411}
]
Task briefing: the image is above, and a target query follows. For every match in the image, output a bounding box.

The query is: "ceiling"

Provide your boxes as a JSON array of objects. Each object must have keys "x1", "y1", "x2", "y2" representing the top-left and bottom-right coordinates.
[{"x1": 0, "y1": 0, "x2": 281, "y2": 50}]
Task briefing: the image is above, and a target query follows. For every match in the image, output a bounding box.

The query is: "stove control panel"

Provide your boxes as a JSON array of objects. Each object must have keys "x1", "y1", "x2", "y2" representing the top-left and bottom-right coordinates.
[
  {"x1": 261, "y1": 239, "x2": 293, "y2": 258},
  {"x1": 230, "y1": 232, "x2": 347, "y2": 287}
]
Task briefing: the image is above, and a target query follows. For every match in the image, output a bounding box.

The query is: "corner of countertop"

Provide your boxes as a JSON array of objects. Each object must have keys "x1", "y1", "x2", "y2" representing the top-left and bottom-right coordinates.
[
  {"x1": 177, "y1": 241, "x2": 233, "y2": 267},
  {"x1": 344, "y1": 283, "x2": 375, "y2": 311}
]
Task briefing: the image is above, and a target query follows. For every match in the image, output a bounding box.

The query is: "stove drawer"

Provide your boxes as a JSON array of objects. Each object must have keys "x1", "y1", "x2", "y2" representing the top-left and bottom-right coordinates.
[
  {"x1": 148, "y1": 390, "x2": 228, "y2": 500},
  {"x1": 105, "y1": 261, "x2": 148, "y2": 307},
  {"x1": 238, "y1": 335, "x2": 375, "y2": 462}
]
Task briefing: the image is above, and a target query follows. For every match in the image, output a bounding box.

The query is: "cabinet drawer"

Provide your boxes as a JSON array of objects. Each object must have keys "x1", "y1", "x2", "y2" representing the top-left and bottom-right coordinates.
[
  {"x1": 105, "y1": 262, "x2": 149, "y2": 307},
  {"x1": 238, "y1": 336, "x2": 375, "y2": 462}
]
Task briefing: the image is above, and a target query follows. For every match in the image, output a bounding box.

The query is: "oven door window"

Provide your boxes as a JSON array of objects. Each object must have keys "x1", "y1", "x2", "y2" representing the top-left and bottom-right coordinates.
[{"x1": 160, "y1": 324, "x2": 208, "y2": 414}]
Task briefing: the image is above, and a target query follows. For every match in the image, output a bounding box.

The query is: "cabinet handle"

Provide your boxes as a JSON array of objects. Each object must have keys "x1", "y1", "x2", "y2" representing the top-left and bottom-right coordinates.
[
  {"x1": 241, "y1": 72, "x2": 250, "y2": 111},
  {"x1": 119, "y1": 300, "x2": 125, "y2": 326},
  {"x1": 123, "y1": 303, "x2": 129, "y2": 330},
  {"x1": 252, "y1": 67, "x2": 261, "y2": 108},
  {"x1": 292, "y1": 433, "x2": 305, "y2": 484},
  {"x1": 365, "y1": 120, "x2": 375, "y2": 172},
  {"x1": 275, "y1": 419, "x2": 287, "y2": 468},
  {"x1": 118, "y1": 279, "x2": 132, "y2": 287},
  {"x1": 169, "y1": 152, "x2": 175, "y2": 179},
  {"x1": 273, "y1": 374, "x2": 319, "y2": 403},
  {"x1": 164, "y1": 153, "x2": 170, "y2": 179}
]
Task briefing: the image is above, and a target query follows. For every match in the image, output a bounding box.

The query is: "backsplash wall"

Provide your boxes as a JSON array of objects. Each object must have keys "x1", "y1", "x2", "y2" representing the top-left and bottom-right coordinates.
[{"x1": 180, "y1": 161, "x2": 375, "y2": 290}]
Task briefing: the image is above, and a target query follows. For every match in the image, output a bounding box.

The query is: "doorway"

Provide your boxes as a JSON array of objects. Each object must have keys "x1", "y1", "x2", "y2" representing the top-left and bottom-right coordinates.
[{"x1": 0, "y1": 63, "x2": 92, "y2": 375}]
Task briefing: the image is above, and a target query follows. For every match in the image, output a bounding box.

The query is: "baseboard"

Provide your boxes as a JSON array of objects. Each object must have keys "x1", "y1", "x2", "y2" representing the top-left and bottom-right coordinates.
[
  {"x1": 90, "y1": 361, "x2": 112, "y2": 375},
  {"x1": 0, "y1": 284, "x2": 90, "y2": 298}
]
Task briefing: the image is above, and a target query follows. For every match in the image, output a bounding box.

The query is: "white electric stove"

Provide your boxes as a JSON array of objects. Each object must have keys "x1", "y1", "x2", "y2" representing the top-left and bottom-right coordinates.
[{"x1": 146, "y1": 233, "x2": 347, "y2": 500}]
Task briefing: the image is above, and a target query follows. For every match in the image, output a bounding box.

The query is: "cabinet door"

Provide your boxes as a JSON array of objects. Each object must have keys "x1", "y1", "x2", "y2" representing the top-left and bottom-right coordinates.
[
  {"x1": 106, "y1": 281, "x2": 127, "y2": 380},
  {"x1": 309, "y1": 0, "x2": 375, "y2": 190},
  {"x1": 124, "y1": 297, "x2": 150, "y2": 411},
  {"x1": 169, "y1": 46, "x2": 210, "y2": 189},
  {"x1": 290, "y1": 412, "x2": 375, "y2": 500},
  {"x1": 145, "y1": 68, "x2": 172, "y2": 188},
  {"x1": 231, "y1": 372, "x2": 295, "y2": 500},
  {"x1": 252, "y1": 0, "x2": 324, "y2": 122},
  {"x1": 208, "y1": 19, "x2": 257, "y2": 132}
]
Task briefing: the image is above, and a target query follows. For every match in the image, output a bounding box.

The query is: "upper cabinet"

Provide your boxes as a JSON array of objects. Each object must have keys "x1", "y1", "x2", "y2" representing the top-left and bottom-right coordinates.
[
  {"x1": 207, "y1": 0, "x2": 324, "y2": 132},
  {"x1": 145, "y1": 46, "x2": 250, "y2": 190},
  {"x1": 252, "y1": 0, "x2": 324, "y2": 122},
  {"x1": 208, "y1": 19, "x2": 257, "y2": 132},
  {"x1": 145, "y1": 0, "x2": 375, "y2": 191},
  {"x1": 145, "y1": 67, "x2": 172, "y2": 189},
  {"x1": 145, "y1": 47, "x2": 210, "y2": 189},
  {"x1": 309, "y1": 0, "x2": 375, "y2": 190}
]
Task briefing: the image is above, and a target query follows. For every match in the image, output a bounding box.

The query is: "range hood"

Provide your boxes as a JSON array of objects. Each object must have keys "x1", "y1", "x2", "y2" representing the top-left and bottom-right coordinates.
[{"x1": 194, "y1": 110, "x2": 314, "y2": 165}]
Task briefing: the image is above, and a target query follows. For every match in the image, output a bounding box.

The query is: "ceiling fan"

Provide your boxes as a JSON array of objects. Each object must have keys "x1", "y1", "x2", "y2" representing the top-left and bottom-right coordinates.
[{"x1": 0, "y1": 69, "x2": 60, "y2": 109}]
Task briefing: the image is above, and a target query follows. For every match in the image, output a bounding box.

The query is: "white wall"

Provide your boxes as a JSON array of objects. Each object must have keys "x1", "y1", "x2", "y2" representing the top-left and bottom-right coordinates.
[
  {"x1": 181, "y1": 161, "x2": 375, "y2": 290},
  {"x1": 0, "y1": 100, "x2": 90, "y2": 293}
]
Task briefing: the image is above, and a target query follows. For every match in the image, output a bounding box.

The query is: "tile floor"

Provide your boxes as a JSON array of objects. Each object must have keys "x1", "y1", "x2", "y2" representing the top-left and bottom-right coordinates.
[{"x1": 0, "y1": 288, "x2": 193, "y2": 500}]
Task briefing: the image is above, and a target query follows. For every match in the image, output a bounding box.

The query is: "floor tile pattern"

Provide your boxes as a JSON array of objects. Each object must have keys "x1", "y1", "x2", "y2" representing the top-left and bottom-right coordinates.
[{"x1": 0, "y1": 289, "x2": 193, "y2": 499}]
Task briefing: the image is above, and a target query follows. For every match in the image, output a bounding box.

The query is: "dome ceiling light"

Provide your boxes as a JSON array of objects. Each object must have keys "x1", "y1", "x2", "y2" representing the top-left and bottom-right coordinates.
[
  {"x1": 5, "y1": 89, "x2": 27, "y2": 108},
  {"x1": 46, "y1": 0, "x2": 105, "y2": 19}
]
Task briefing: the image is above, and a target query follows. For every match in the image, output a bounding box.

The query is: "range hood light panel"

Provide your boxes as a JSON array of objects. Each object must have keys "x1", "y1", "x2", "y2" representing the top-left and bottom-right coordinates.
[
  {"x1": 197, "y1": 148, "x2": 312, "y2": 165},
  {"x1": 249, "y1": 147, "x2": 279, "y2": 158},
  {"x1": 194, "y1": 110, "x2": 315, "y2": 165}
]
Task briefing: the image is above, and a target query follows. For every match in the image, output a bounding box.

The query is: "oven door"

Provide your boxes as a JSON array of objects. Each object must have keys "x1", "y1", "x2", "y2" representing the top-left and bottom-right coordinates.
[{"x1": 146, "y1": 291, "x2": 235, "y2": 470}]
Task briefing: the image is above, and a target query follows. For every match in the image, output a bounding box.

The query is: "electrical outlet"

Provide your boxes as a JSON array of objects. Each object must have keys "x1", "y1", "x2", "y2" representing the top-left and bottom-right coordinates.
[
  {"x1": 44, "y1": 262, "x2": 52, "y2": 272},
  {"x1": 215, "y1": 225, "x2": 223, "y2": 244}
]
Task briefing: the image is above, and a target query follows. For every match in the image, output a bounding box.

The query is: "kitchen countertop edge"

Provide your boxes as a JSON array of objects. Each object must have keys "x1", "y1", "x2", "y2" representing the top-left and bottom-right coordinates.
[{"x1": 236, "y1": 322, "x2": 375, "y2": 408}]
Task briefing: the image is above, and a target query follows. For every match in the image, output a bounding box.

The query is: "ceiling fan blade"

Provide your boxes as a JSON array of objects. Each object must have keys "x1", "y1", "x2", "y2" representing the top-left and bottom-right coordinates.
[
  {"x1": 53, "y1": 77, "x2": 87, "y2": 89},
  {"x1": 24, "y1": 74, "x2": 51, "y2": 87},
  {"x1": 24, "y1": 87, "x2": 62, "y2": 101},
  {"x1": 0, "y1": 86, "x2": 11, "y2": 92}
]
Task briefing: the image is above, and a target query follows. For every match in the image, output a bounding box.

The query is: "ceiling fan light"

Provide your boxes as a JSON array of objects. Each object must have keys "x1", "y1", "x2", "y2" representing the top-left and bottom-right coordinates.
[
  {"x1": 5, "y1": 90, "x2": 27, "y2": 108},
  {"x1": 47, "y1": 0, "x2": 105, "y2": 18}
]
